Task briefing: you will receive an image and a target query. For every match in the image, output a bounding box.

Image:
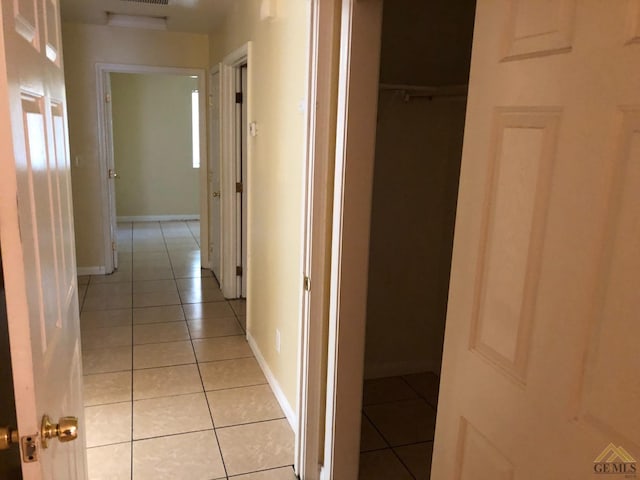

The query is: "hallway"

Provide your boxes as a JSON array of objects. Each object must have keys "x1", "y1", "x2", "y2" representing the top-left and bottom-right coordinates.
[{"x1": 77, "y1": 221, "x2": 295, "y2": 480}]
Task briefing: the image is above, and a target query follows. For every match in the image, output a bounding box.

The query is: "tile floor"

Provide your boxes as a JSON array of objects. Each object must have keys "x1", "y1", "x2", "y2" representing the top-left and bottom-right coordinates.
[
  {"x1": 77, "y1": 221, "x2": 295, "y2": 480},
  {"x1": 359, "y1": 372, "x2": 440, "y2": 480}
]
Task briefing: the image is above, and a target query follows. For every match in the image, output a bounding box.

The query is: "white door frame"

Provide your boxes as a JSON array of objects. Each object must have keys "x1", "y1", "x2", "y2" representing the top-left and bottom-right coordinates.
[
  {"x1": 302, "y1": 1, "x2": 384, "y2": 479},
  {"x1": 95, "y1": 63, "x2": 208, "y2": 272},
  {"x1": 296, "y1": 0, "x2": 384, "y2": 478},
  {"x1": 219, "y1": 44, "x2": 251, "y2": 299},
  {"x1": 295, "y1": 0, "x2": 340, "y2": 477}
]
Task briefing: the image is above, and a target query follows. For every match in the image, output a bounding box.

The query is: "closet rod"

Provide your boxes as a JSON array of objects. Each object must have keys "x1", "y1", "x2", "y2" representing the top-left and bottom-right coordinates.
[{"x1": 379, "y1": 83, "x2": 468, "y2": 100}]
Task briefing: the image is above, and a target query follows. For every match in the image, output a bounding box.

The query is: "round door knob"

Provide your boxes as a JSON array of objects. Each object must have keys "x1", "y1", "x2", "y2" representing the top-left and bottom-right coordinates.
[
  {"x1": 212, "y1": 191, "x2": 221, "y2": 198},
  {"x1": 0, "y1": 426, "x2": 19, "y2": 450},
  {"x1": 41, "y1": 415, "x2": 79, "y2": 448}
]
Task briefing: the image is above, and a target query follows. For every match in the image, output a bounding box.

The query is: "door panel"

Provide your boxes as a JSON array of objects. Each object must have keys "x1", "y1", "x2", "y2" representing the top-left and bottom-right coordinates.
[
  {"x1": 240, "y1": 64, "x2": 247, "y2": 299},
  {"x1": 105, "y1": 73, "x2": 117, "y2": 271},
  {"x1": 433, "y1": 0, "x2": 640, "y2": 478},
  {"x1": 0, "y1": 0, "x2": 86, "y2": 478},
  {"x1": 209, "y1": 69, "x2": 222, "y2": 280}
]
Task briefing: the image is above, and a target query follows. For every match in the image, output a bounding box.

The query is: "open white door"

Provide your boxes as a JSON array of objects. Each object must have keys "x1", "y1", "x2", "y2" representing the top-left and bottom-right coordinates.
[
  {"x1": 433, "y1": 0, "x2": 640, "y2": 477},
  {"x1": 0, "y1": 0, "x2": 86, "y2": 478},
  {"x1": 103, "y1": 73, "x2": 117, "y2": 272},
  {"x1": 239, "y1": 64, "x2": 248, "y2": 299},
  {"x1": 209, "y1": 67, "x2": 222, "y2": 281}
]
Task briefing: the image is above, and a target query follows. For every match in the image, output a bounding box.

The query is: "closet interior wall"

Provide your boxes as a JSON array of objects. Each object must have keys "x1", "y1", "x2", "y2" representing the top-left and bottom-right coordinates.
[{"x1": 364, "y1": 0, "x2": 476, "y2": 380}]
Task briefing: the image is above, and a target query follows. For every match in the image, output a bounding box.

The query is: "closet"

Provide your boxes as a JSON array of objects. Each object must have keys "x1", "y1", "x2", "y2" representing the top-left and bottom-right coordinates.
[{"x1": 359, "y1": 1, "x2": 476, "y2": 478}]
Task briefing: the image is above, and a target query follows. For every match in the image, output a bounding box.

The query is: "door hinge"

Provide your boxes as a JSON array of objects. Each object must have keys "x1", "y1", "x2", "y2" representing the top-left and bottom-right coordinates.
[
  {"x1": 235, "y1": 92, "x2": 243, "y2": 104},
  {"x1": 209, "y1": 94, "x2": 214, "y2": 107},
  {"x1": 236, "y1": 266, "x2": 243, "y2": 276},
  {"x1": 105, "y1": 93, "x2": 111, "y2": 103},
  {"x1": 303, "y1": 276, "x2": 311, "y2": 292},
  {"x1": 236, "y1": 182, "x2": 243, "y2": 193},
  {"x1": 112, "y1": 241, "x2": 116, "y2": 252}
]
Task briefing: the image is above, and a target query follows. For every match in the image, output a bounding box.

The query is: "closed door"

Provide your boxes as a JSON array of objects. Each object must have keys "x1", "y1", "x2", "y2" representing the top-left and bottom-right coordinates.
[
  {"x1": 0, "y1": 0, "x2": 86, "y2": 478},
  {"x1": 433, "y1": 0, "x2": 640, "y2": 477}
]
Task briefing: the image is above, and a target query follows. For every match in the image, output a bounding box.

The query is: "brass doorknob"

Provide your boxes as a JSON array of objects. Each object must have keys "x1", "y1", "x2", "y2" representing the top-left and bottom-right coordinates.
[
  {"x1": 212, "y1": 191, "x2": 221, "y2": 198},
  {"x1": 41, "y1": 415, "x2": 78, "y2": 448},
  {"x1": 0, "y1": 426, "x2": 19, "y2": 450}
]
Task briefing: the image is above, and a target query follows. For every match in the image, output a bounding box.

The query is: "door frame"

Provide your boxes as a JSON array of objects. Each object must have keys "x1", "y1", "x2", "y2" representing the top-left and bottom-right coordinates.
[
  {"x1": 295, "y1": 0, "x2": 340, "y2": 477},
  {"x1": 95, "y1": 63, "x2": 208, "y2": 273},
  {"x1": 323, "y1": 1, "x2": 383, "y2": 478},
  {"x1": 219, "y1": 44, "x2": 251, "y2": 299},
  {"x1": 296, "y1": 0, "x2": 385, "y2": 478}
]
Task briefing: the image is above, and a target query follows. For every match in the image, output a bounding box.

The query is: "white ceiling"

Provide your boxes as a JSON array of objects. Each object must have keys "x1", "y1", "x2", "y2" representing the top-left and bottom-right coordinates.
[{"x1": 60, "y1": 0, "x2": 233, "y2": 34}]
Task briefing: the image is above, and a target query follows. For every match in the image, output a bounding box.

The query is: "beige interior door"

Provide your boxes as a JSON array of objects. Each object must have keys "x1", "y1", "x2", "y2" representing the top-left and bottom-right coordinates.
[
  {"x1": 104, "y1": 73, "x2": 118, "y2": 272},
  {"x1": 433, "y1": 0, "x2": 640, "y2": 477},
  {"x1": 0, "y1": 0, "x2": 86, "y2": 478}
]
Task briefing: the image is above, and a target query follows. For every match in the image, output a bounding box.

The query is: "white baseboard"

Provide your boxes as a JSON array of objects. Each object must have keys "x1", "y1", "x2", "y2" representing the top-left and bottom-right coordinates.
[
  {"x1": 116, "y1": 214, "x2": 200, "y2": 222},
  {"x1": 246, "y1": 333, "x2": 297, "y2": 433},
  {"x1": 363, "y1": 359, "x2": 441, "y2": 380},
  {"x1": 77, "y1": 266, "x2": 107, "y2": 276}
]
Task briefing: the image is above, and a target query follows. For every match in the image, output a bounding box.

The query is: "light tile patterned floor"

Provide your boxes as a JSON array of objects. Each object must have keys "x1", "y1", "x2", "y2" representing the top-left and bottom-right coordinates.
[
  {"x1": 359, "y1": 372, "x2": 439, "y2": 480},
  {"x1": 78, "y1": 221, "x2": 295, "y2": 480}
]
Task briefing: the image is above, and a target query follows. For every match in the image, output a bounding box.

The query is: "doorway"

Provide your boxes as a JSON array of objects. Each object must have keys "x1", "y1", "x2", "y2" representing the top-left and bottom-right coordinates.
[
  {"x1": 218, "y1": 44, "x2": 250, "y2": 300},
  {"x1": 358, "y1": 1, "x2": 475, "y2": 478},
  {"x1": 96, "y1": 64, "x2": 208, "y2": 275}
]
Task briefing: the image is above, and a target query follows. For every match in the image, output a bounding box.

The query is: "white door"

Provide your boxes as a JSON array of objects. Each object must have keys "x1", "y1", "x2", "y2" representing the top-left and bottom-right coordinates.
[
  {"x1": 0, "y1": 0, "x2": 86, "y2": 478},
  {"x1": 240, "y1": 64, "x2": 248, "y2": 299},
  {"x1": 209, "y1": 68, "x2": 222, "y2": 281},
  {"x1": 233, "y1": 64, "x2": 248, "y2": 299},
  {"x1": 433, "y1": 0, "x2": 640, "y2": 477},
  {"x1": 104, "y1": 73, "x2": 118, "y2": 272}
]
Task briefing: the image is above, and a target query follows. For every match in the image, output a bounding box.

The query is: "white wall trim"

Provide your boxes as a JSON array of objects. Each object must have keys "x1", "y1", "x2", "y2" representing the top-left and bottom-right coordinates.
[
  {"x1": 296, "y1": 0, "x2": 337, "y2": 478},
  {"x1": 247, "y1": 333, "x2": 297, "y2": 431},
  {"x1": 220, "y1": 43, "x2": 251, "y2": 299},
  {"x1": 116, "y1": 215, "x2": 200, "y2": 222},
  {"x1": 95, "y1": 63, "x2": 208, "y2": 273},
  {"x1": 76, "y1": 266, "x2": 106, "y2": 276}
]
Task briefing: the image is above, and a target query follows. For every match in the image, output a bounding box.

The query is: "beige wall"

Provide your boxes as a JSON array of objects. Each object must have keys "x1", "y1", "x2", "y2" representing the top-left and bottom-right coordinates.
[
  {"x1": 62, "y1": 23, "x2": 208, "y2": 268},
  {"x1": 210, "y1": 0, "x2": 309, "y2": 409},
  {"x1": 365, "y1": 94, "x2": 467, "y2": 378},
  {"x1": 111, "y1": 73, "x2": 199, "y2": 218},
  {"x1": 379, "y1": 0, "x2": 476, "y2": 86}
]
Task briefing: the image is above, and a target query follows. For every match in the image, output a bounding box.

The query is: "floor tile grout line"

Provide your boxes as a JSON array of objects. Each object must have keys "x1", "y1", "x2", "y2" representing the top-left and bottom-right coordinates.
[
  {"x1": 361, "y1": 408, "x2": 419, "y2": 479},
  {"x1": 391, "y1": 439, "x2": 435, "y2": 449},
  {"x1": 399, "y1": 374, "x2": 440, "y2": 411},
  {"x1": 178, "y1": 271, "x2": 231, "y2": 473},
  {"x1": 214, "y1": 416, "x2": 288, "y2": 431},
  {"x1": 164, "y1": 220, "x2": 230, "y2": 478},
  {"x1": 362, "y1": 373, "x2": 438, "y2": 479},
  {"x1": 132, "y1": 426, "x2": 220, "y2": 444},
  {"x1": 227, "y1": 464, "x2": 296, "y2": 479},
  {"x1": 129, "y1": 221, "x2": 134, "y2": 480}
]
